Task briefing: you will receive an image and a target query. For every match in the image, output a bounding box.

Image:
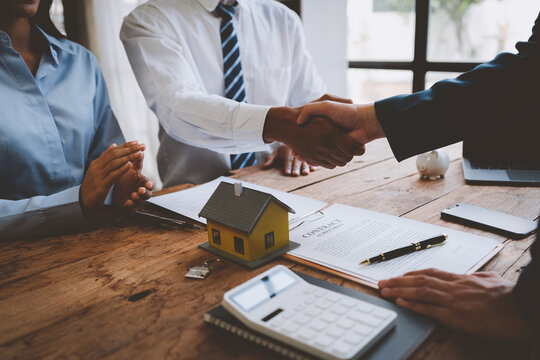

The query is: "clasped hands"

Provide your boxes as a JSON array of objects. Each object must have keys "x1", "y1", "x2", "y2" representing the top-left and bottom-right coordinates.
[
  {"x1": 263, "y1": 95, "x2": 384, "y2": 169},
  {"x1": 80, "y1": 141, "x2": 154, "y2": 217}
]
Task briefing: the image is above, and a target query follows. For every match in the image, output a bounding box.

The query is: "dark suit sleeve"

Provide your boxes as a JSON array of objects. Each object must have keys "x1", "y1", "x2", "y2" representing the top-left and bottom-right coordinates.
[
  {"x1": 374, "y1": 12, "x2": 540, "y2": 162},
  {"x1": 374, "y1": 12, "x2": 540, "y2": 338},
  {"x1": 513, "y1": 223, "x2": 540, "y2": 336}
]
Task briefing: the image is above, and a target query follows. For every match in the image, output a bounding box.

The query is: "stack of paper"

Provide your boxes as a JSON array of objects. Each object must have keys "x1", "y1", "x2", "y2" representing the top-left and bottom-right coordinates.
[
  {"x1": 148, "y1": 176, "x2": 328, "y2": 228},
  {"x1": 287, "y1": 204, "x2": 503, "y2": 288}
]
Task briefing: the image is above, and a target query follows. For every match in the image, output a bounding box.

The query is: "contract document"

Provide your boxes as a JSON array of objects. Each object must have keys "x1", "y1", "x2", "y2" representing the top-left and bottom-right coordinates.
[
  {"x1": 148, "y1": 176, "x2": 327, "y2": 227},
  {"x1": 287, "y1": 204, "x2": 503, "y2": 289}
]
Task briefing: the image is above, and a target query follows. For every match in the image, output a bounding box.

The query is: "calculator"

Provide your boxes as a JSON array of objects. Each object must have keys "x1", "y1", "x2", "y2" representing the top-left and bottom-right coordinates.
[{"x1": 222, "y1": 265, "x2": 397, "y2": 360}]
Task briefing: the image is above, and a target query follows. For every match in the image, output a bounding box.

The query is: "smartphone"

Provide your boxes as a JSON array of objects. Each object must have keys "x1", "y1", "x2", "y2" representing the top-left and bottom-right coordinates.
[{"x1": 441, "y1": 203, "x2": 538, "y2": 239}]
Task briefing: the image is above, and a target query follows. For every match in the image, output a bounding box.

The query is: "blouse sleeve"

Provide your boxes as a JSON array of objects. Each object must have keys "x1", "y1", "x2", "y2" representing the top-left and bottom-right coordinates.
[{"x1": 0, "y1": 186, "x2": 88, "y2": 239}]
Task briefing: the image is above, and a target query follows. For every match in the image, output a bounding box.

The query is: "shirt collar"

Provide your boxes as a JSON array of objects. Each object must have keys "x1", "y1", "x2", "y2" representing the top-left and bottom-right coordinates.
[
  {"x1": 0, "y1": 29, "x2": 13, "y2": 48},
  {"x1": 198, "y1": 0, "x2": 251, "y2": 14},
  {"x1": 36, "y1": 25, "x2": 76, "y2": 56},
  {"x1": 0, "y1": 26, "x2": 74, "y2": 64}
]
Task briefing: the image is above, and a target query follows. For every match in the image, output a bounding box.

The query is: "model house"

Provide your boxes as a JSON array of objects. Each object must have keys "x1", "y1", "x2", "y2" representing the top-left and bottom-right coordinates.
[{"x1": 198, "y1": 182, "x2": 295, "y2": 265}]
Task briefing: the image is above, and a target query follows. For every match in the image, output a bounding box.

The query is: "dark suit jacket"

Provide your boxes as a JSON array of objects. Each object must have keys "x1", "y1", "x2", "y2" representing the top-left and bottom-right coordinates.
[{"x1": 375, "y1": 12, "x2": 540, "y2": 337}]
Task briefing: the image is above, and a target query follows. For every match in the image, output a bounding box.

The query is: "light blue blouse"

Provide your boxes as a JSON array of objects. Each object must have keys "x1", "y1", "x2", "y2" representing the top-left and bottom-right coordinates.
[{"x1": 0, "y1": 27, "x2": 124, "y2": 239}]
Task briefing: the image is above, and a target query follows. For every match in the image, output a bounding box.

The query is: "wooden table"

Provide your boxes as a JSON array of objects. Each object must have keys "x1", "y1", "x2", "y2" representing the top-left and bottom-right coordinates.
[{"x1": 1, "y1": 139, "x2": 538, "y2": 359}]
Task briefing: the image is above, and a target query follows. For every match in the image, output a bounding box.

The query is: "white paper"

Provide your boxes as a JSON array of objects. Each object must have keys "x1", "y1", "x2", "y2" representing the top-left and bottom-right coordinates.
[
  {"x1": 148, "y1": 176, "x2": 327, "y2": 226},
  {"x1": 289, "y1": 204, "x2": 502, "y2": 286}
]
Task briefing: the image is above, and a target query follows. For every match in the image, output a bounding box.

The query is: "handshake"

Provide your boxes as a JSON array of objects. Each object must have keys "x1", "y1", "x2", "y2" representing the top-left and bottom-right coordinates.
[{"x1": 262, "y1": 95, "x2": 385, "y2": 169}]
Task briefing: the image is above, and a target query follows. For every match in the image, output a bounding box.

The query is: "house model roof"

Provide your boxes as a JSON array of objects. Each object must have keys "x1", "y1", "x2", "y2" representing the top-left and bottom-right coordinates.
[{"x1": 198, "y1": 182, "x2": 295, "y2": 234}]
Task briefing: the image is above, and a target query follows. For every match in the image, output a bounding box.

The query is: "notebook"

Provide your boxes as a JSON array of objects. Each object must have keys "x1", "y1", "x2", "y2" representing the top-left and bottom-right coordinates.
[{"x1": 205, "y1": 271, "x2": 435, "y2": 360}]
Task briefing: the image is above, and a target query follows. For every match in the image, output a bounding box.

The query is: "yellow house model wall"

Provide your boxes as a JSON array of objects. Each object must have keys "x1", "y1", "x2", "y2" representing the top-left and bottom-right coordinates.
[
  {"x1": 207, "y1": 222, "x2": 252, "y2": 260},
  {"x1": 207, "y1": 200, "x2": 290, "y2": 262},
  {"x1": 249, "y1": 201, "x2": 289, "y2": 260}
]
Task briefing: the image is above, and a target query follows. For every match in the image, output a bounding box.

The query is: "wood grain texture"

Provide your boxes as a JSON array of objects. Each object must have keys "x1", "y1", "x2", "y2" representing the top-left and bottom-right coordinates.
[{"x1": 0, "y1": 143, "x2": 538, "y2": 360}]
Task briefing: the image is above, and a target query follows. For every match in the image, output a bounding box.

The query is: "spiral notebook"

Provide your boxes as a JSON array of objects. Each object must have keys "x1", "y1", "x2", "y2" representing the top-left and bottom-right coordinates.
[{"x1": 205, "y1": 271, "x2": 435, "y2": 360}]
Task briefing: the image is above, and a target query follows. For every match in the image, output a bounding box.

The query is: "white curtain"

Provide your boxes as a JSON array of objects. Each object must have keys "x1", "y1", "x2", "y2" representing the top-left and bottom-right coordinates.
[{"x1": 86, "y1": 0, "x2": 163, "y2": 189}]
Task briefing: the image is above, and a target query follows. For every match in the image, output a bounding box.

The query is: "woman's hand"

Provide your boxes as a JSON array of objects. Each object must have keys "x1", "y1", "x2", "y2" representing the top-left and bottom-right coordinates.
[
  {"x1": 263, "y1": 145, "x2": 318, "y2": 176},
  {"x1": 112, "y1": 152, "x2": 154, "y2": 212},
  {"x1": 80, "y1": 141, "x2": 145, "y2": 216}
]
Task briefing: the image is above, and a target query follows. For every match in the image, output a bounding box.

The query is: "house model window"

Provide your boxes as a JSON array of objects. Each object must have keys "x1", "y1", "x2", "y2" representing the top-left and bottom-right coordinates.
[
  {"x1": 265, "y1": 232, "x2": 275, "y2": 249},
  {"x1": 234, "y1": 237, "x2": 244, "y2": 254},
  {"x1": 212, "y1": 229, "x2": 221, "y2": 245}
]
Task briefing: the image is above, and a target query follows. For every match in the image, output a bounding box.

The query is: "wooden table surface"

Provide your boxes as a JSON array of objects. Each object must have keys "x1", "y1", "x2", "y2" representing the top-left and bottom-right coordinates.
[{"x1": 1, "y1": 139, "x2": 539, "y2": 360}]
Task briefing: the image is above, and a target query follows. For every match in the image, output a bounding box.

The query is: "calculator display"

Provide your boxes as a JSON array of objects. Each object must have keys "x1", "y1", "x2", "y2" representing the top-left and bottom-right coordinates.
[{"x1": 230, "y1": 269, "x2": 298, "y2": 312}]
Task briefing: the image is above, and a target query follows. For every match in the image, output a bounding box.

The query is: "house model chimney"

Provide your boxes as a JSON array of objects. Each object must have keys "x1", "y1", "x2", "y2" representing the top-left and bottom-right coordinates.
[{"x1": 234, "y1": 182, "x2": 243, "y2": 197}]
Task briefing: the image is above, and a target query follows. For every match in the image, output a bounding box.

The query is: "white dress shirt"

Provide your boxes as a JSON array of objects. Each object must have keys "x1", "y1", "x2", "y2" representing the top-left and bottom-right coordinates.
[{"x1": 121, "y1": 0, "x2": 326, "y2": 186}]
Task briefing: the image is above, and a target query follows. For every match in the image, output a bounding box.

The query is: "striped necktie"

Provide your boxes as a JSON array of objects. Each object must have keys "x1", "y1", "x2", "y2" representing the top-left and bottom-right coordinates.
[{"x1": 217, "y1": 3, "x2": 257, "y2": 170}]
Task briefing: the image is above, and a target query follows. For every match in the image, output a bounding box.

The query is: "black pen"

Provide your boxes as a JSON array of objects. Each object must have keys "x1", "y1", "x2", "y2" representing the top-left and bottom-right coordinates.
[
  {"x1": 134, "y1": 210, "x2": 203, "y2": 229},
  {"x1": 359, "y1": 233, "x2": 448, "y2": 265}
]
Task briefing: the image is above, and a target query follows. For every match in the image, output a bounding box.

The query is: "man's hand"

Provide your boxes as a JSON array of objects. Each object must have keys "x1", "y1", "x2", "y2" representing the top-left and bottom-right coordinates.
[
  {"x1": 263, "y1": 107, "x2": 365, "y2": 169},
  {"x1": 297, "y1": 101, "x2": 385, "y2": 145},
  {"x1": 311, "y1": 93, "x2": 353, "y2": 104},
  {"x1": 80, "y1": 141, "x2": 145, "y2": 216},
  {"x1": 112, "y1": 152, "x2": 154, "y2": 212},
  {"x1": 263, "y1": 145, "x2": 318, "y2": 176},
  {"x1": 378, "y1": 268, "x2": 532, "y2": 343}
]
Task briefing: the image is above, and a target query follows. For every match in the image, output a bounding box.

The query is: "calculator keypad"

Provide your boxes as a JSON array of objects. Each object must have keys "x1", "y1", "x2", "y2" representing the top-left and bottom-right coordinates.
[{"x1": 265, "y1": 287, "x2": 396, "y2": 359}]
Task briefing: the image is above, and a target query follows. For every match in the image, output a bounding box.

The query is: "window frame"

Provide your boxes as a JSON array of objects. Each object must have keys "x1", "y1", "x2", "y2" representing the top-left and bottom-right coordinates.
[
  {"x1": 265, "y1": 232, "x2": 275, "y2": 249},
  {"x1": 212, "y1": 229, "x2": 221, "y2": 245},
  {"x1": 348, "y1": 0, "x2": 481, "y2": 93},
  {"x1": 234, "y1": 236, "x2": 245, "y2": 255}
]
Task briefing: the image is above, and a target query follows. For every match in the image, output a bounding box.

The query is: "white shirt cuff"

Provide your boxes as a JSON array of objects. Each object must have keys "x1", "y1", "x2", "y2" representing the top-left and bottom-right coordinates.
[{"x1": 232, "y1": 103, "x2": 271, "y2": 150}]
